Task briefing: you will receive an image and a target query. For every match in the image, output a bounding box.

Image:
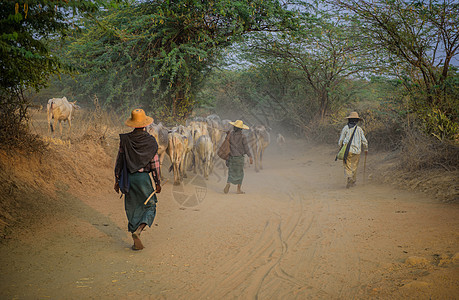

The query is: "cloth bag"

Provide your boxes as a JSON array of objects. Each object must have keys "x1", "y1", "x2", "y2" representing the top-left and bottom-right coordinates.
[
  {"x1": 217, "y1": 132, "x2": 231, "y2": 160},
  {"x1": 337, "y1": 143, "x2": 347, "y2": 160},
  {"x1": 336, "y1": 126, "x2": 358, "y2": 162}
]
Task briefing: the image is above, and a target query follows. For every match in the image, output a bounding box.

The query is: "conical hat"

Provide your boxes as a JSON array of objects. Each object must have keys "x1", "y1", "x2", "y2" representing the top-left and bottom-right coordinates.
[
  {"x1": 125, "y1": 109, "x2": 154, "y2": 128},
  {"x1": 229, "y1": 120, "x2": 249, "y2": 129}
]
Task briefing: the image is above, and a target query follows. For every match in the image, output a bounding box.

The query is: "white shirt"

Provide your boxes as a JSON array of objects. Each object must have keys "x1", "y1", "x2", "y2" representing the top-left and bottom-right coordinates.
[{"x1": 338, "y1": 125, "x2": 368, "y2": 154}]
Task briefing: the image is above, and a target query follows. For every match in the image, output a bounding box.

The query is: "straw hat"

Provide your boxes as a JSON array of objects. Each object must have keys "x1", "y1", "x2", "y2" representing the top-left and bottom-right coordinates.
[
  {"x1": 229, "y1": 120, "x2": 249, "y2": 130},
  {"x1": 346, "y1": 111, "x2": 361, "y2": 119},
  {"x1": 125, "y1": 109, "x2": 153, "y2": 128}
]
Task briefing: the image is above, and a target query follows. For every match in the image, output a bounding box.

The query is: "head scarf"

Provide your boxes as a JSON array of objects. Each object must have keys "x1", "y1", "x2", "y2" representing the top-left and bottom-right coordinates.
[{"x1": 348, "y1": 118, "x2": 359, "y2": 128}]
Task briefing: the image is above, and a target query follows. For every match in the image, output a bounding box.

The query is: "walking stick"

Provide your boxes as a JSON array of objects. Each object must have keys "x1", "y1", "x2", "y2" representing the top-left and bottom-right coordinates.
[
  {"x1": 363, "y1": 151, "x2": 367, "y2": 185},
  {"x1": 144, "y1": 179, "x2": 168, "y2": 205}
]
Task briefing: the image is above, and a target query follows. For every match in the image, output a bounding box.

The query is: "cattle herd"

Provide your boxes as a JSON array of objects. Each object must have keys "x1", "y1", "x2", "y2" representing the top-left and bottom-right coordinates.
[
  {"x1": 146, "y1": 114, "x2": 272, "y2": 185},
  {"x1": 45, "y1": 96, "x2": 278, "y2": 185}
]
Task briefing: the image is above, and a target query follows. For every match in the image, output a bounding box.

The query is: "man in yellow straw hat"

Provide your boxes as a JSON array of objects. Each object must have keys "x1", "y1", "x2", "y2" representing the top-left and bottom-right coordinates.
[
  {"x1": 338, "y1": 111, "x2": 368, "y2": 188},
  {"x1": 114, "y1": 109, "x2": 161, "y2": 250},
  {"x1": 224, "y1": 120, "x2": 253, "y2": 194}
]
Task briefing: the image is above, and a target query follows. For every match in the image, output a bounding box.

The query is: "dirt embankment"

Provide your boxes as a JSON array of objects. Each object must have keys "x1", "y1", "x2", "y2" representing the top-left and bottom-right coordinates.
[{"x1": 0, "y1": 129, "x2": 458, "y2": 299}]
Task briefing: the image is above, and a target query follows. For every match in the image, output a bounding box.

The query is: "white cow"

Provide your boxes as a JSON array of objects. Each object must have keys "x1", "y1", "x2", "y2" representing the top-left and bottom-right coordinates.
[
  {"x1": 194, "y1": 135, "x2": 214, "y2": 180},
  {"x1": 247, "y1": 125, "x2": 271, "y2": 172},
  {"x1": 47, "y1": 97, "x2": 78, "y2": 136},
  {"x1": 175, "y1": 125, "x2": 194, "y2": 178},
  {"x1": 166, "y1": 131, "x2": 187, "y2": 185}
]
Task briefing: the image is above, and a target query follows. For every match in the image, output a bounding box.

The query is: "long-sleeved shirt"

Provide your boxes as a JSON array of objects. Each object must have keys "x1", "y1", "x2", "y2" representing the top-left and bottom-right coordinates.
[
  {"x1": 338, "y1": 125, "x2": 368, "y2": 155},
  {"x1": 229, "y1": 130, "x2": 252, "y2": 157}
]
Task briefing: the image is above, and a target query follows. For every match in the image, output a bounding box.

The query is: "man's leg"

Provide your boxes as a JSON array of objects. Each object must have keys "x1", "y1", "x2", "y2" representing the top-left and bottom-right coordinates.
[
  {"x1": 132, "y1": 223, "x2": 146, "y2": 250},
  {"x1": 224, "y1": 183, "x2": 230, "y2": 194},
  {"x1": 237, "y1": 184, "x2": 245, "y2": 194}
]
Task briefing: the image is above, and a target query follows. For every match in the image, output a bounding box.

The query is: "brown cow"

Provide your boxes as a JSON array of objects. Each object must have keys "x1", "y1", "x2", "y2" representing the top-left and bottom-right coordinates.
[
  {"x1": 175, "y1": 125, "x2": 194, "y2": 178},
  {"x1": 247, "y1": 125, "x2": 270, "y2": 172},
  {"x1": 166, "y1": 131, "x2": 187, "y2": 185}
]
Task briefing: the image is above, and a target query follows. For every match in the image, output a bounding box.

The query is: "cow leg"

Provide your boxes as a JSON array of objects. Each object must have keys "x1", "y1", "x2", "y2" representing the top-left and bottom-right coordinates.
[
  {"x1": 50, "y1": 118, "x2": 54, "y2": 133},
  {"x1": 260, "y1": 149, "x2": 264, "y2": 170},
  {"x1": 192, "y1": 152, "x2": 197, "y2": 174},
  {"x1": 53, "y1": 119, "x2": 59, "y2": 137},
  {"x1": 47, "y1": 114, "x2": 52, "y2": 134},
  {"x1": 203, "y1": 158, "x2": 208, "y2": 180},
  {"x1": 159, "y1": 152, "x2": 165, "y2": 179},
  {"x1": 174, "y1": 162, "x2": 180, "y2": 185},
  {"x1": 67, "y1": 117, "x2": 72, "y2": 138},
  {"x1": 182, "y1": 153, "x2": 188, "y2": 178},
  {"x1": 58, "y1": 120, "x2": 63, "y2": 137}
]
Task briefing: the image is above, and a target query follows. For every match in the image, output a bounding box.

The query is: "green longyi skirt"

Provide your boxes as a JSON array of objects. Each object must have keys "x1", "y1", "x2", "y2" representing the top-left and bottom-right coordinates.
[
  {"x1": 124, "y1": 172, "x2": 157, "y2": 233},
  {"x1": 227, "y1": 156, "x2": 245, "y2": 185}
]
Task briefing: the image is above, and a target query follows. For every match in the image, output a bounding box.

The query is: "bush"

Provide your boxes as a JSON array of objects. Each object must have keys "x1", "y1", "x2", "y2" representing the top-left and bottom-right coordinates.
[
  {"x1": 0, "y1": 91, "x2": 47, "y2": 152},
  {"x1": 399, "y1": 126, "x2": 459, "y2": 172}
]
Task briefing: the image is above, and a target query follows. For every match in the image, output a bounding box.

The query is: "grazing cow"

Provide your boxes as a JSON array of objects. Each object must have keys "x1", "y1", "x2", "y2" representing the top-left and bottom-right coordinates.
[
  {"x1": 247, "y1": 125, "x2": 270, "y2": 172},
  {"x1": 166, "y1": 131, "x2": 187, "y2": 185},
  {"x1": 146, "y1": 122, "x2": 170, "y2": 178},
  {"x1": 47, "y1": 97, "x2": 78, "y2": 136},
  {"x1": 194, "y1": 135, "x2": 214, "y2": 180}
]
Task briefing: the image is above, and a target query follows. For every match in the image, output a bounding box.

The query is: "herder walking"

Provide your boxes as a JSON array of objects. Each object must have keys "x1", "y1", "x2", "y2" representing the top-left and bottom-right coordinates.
[
  {"x1": 224, "y1": 120, "x2": 253, "y2": 194},
  {"x1": 114, "y1": 109, "x2": 161, "y2": 250},
  {"x1": 338, "y1": 112, "x2": 368, "y2": 188}
]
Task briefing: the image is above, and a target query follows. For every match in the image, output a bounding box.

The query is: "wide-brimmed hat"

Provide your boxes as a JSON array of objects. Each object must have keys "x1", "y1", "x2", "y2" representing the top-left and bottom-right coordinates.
[
  {"x1": 346, "y1": 111, "x2": 361, "y2": 119},
  {"x1": 125, "y1": 109, "x2": 153, "y2": 128},
  {"x1": 229, "y1": 120, "x2": 249, "y2": 129}
]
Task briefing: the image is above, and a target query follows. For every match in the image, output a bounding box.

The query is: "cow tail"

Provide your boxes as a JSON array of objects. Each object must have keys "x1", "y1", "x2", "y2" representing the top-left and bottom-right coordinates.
[{"x1": 49, "y1": 101, "x2": 54, "y2": 132}]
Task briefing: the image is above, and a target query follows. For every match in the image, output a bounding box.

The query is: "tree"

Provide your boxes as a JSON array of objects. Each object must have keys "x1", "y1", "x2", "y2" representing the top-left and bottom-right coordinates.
[
  {"x1": 0, "y1": 0, "x2": 101, "y2": 148},
  {"x1": 63, "y1": 0, "x2": 305, "y2": 120},
  {"x1": 234, "y1": 2, "x2": 379, "y2": 123},
  {"x1": 0, "y1": 1, "x2": 103, "y2": 91},
  {"x1": 331, "y1": 0, "x2": 459, "y2": 140}
]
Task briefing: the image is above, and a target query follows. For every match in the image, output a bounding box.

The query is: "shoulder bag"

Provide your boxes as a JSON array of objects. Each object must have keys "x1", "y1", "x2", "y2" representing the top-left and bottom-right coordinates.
[
  {"x1": 217, "y1": 131, "x2": 231, "y2": 160},
  {"x1": 336, "y1": 126, "x2": 358, "y2": 162}
]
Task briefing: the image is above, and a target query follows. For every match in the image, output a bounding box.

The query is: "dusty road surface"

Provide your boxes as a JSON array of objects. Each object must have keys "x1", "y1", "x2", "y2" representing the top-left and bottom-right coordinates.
[{"x1": 0, "y1": 139, "x2": 458, "y2": 299}]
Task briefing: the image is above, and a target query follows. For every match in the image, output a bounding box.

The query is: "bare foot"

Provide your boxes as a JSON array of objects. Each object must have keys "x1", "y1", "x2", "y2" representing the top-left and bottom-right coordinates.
[
  {"x1": 237, "y1": 190, "x2": 245, "y2": 194},
  {"x1": 224, "y1": 183, "x2": 230, "y2": 194},
  {"x1": 132, "y1": 233, "x2": 144, "y2": 250}
]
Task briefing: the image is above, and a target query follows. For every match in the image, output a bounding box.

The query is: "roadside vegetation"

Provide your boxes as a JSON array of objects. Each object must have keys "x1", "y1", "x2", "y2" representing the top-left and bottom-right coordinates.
[{"x1": 1, "y1": 0, "x2": 458, "y2": 201}]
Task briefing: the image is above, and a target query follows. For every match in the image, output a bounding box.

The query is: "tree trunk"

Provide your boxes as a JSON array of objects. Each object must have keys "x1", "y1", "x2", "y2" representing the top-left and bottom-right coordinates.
[{"x1": 319, "y1": 91, "x2": 328, "y2": 122}]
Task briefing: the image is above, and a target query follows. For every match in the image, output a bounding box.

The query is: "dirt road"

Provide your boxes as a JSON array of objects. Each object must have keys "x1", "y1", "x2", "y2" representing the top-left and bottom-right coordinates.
[{"x1": 0, "y1": 140, "x2": 457, "y2": 299}]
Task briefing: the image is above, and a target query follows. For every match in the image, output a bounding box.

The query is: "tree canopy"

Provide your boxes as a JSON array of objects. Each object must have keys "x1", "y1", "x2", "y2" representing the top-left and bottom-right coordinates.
[
  {"x1": 62, "y1": 0, "x2": 307, "y2": 120},
  {"x1": 0, "y1": 0, "x2": 104, "y2": 149},
  {"x1": 331, "y1": 0, "x2": 459, "y2": 139},
  {"x1": 0, "y1": 1, "x2": 100, "y2": 92}
]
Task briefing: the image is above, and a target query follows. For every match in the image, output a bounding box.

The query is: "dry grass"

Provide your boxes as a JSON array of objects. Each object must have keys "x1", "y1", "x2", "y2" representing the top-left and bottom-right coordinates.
[
  {"x1": 399, "y1": 127, "x2": 459, "y2": 172},
  {"x1": 0, "y1": 100, "x2": 121, "y2": 238},
  {"x1": 371, "y1": 127, "x2": 459, "y2": 203}
]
